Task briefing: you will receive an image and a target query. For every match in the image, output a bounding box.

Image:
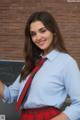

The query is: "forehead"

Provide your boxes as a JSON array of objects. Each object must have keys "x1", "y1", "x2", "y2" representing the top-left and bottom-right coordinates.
[{"x1": 30, "y1": 21, "x2": 45, "y2": 31}]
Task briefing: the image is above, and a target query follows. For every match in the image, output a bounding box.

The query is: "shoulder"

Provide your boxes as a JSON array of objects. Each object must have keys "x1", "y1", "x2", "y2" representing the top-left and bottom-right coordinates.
[
  {"x1": 59, "y1": 52, "x2": 78, "y2": 65},
  {"x1": 58, "y1": 52, "x2": 79, "y2": 72}
]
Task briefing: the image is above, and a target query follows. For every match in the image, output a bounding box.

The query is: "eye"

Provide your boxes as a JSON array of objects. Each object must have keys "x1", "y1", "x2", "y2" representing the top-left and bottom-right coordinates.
[
  {"x1": 30, "y1": 31, "x2": 36, "y2": 37},
  {"x1": 40, "y1": 28, "x2": 47, "y2": 33}
]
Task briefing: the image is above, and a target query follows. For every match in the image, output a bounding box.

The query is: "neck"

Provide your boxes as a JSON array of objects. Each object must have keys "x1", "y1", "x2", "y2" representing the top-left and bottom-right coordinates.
[{"x1": 43, "y1": 48, "x2": 54, "y2": 56}]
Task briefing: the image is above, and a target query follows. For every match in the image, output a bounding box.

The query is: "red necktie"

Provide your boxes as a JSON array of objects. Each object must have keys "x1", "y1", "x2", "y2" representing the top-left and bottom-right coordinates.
[{"x1": 16, "y1": 57, "x2": 47, "y2": 111}]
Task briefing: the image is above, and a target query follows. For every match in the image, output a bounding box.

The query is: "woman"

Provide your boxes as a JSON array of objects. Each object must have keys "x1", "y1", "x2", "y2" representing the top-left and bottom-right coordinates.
[{"x1": 0, "y1": 11, "x2": 80, "y2": 120}]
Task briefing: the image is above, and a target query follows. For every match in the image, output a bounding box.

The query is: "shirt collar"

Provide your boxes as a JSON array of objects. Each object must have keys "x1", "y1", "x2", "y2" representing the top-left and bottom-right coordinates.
[{"x1": 41, "y1": 49, "x2": 60, "y2": 61}]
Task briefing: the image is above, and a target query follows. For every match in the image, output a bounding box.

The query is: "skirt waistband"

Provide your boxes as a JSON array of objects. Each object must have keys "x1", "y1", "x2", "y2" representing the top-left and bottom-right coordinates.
[
  {"x1": 22, "y1": 106, "x2": 61, "y2": 113},
  {"x1": 20, "y1": 106, "x2": 61, "y2": 120}
]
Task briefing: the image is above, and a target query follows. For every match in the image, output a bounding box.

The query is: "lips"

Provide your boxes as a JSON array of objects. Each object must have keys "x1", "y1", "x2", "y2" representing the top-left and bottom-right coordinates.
[{"x1": 37, "y1": 40, "x2": 46, "y2": 46}]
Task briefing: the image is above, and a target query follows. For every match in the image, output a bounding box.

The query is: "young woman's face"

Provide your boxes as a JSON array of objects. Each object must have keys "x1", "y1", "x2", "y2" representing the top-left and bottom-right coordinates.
[{"x1": 30, "y1": 21, "x2": 54, "y2": 55}]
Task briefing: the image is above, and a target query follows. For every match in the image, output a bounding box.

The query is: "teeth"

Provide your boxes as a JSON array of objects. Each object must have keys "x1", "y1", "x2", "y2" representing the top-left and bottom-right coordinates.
[
  {"x1": 38, "y1": 40, "x2": 45, "y2": 44},
  {"x1": 36, "y1": 40, "x2": 46, "y2": 46},
  {"x1": 38, "y1": 41, "x2": 45, "y2": 45}
]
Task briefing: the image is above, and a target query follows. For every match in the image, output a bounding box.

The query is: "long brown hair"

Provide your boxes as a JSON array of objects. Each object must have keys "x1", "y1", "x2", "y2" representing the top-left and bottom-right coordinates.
[{"x1": 20, "y1": 11, "x2": 68, "y2": 82}]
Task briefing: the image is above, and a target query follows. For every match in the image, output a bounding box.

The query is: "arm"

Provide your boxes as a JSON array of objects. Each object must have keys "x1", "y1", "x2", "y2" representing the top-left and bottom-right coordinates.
[
  {"x1": 51, "y1": 57, "x2": 80, "y2": 120},
  {"x1": 0, "y1": 75, "x2": 20, "y2": 103},
  {"x1": 0, "y1": 80, "x2": 5, "y2": 98}
]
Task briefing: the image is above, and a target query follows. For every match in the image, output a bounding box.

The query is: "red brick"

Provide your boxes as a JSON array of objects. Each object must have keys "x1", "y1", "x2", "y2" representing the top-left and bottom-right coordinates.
[{"x1": 0, "y1": 0, "x2": 80, "y2": 64}]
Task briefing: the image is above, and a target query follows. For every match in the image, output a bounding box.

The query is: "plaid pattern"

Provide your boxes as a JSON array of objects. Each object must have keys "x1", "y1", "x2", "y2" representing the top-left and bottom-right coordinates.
[{"x1": 20, "y1": 106, "x2": 61, "y2": 120}]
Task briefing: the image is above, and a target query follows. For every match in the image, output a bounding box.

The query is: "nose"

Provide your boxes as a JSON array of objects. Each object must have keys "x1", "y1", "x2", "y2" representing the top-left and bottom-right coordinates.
[{"x1": 36, "y1": 33, "x2": 41, "y2": 41}]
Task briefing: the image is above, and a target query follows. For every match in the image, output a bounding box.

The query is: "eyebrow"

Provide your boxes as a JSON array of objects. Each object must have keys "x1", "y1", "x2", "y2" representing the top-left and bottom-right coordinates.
[{"x1": 30, "y1": 27, "x2": 46, "y2": 33}]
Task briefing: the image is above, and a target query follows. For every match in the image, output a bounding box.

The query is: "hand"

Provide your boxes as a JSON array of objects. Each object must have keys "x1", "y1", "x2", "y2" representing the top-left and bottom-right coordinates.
[
  {"x1": 50, "y1": 112, "x2": 69, "y2": 120},
  {"x1": 0, "y1": 80, "x2": 5, "y2": 98}
]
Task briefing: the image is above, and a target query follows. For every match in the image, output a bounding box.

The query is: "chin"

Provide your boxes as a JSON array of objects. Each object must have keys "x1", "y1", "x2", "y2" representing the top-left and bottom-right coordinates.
[
  {"x1": 39, "y1": 47, "x2": 46, "y2": 51},
  {"x1": 38, "y1": 46, "x2": 47, "y2": 50}
]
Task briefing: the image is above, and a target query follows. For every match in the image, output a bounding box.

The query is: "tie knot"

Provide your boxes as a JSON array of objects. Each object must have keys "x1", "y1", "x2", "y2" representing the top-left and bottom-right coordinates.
[
  {"x1": 31, "y1": 57, "x2": 47, "y2": 77},
  {"x1": 38, "y1": 57, "x2": 47, "y2": 66}
]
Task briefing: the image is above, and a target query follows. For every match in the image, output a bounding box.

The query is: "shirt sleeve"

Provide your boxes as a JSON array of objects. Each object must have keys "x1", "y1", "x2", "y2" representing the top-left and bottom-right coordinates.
[
  {"x1": 63, "y1": 57, "x2": 80, "y2": 120},
  {"x1": 3, "y1": 75, "x2": 20, "y2": 103}
]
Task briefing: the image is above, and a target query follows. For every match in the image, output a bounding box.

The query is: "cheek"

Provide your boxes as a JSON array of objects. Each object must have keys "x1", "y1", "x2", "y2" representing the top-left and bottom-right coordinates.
[
  {"x1": 31, "y1": 37, "x2": 36, "y2": 43},
  {"x1": 46, "y1": 31, "x2": 53, "y2": 39},
  {"x1": 47, "y1": 34, "x2": 53, "y2": 43}
]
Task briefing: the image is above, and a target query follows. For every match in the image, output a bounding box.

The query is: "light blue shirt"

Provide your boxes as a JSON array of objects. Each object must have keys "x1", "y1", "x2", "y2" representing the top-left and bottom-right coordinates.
[{"x1": 3, "y1": 49, "x2": 80, "y2": 120}]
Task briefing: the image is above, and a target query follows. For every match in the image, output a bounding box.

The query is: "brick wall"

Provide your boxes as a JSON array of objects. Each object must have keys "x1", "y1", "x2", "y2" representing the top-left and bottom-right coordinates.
[{"x1": 0, "y1": 0, "x2": 80, "y2": 64}]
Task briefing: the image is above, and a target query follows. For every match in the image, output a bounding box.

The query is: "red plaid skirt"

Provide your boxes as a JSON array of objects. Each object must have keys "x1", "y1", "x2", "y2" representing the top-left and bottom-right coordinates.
[{"x1": 20, "y1": 106, "x2": 61, "y2": 120}]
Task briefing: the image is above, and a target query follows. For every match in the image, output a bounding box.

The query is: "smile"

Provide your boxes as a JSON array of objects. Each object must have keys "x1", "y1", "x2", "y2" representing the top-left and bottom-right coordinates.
[{"x1": 37, "y1": 40, "x2": 46, "y2": 46}]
